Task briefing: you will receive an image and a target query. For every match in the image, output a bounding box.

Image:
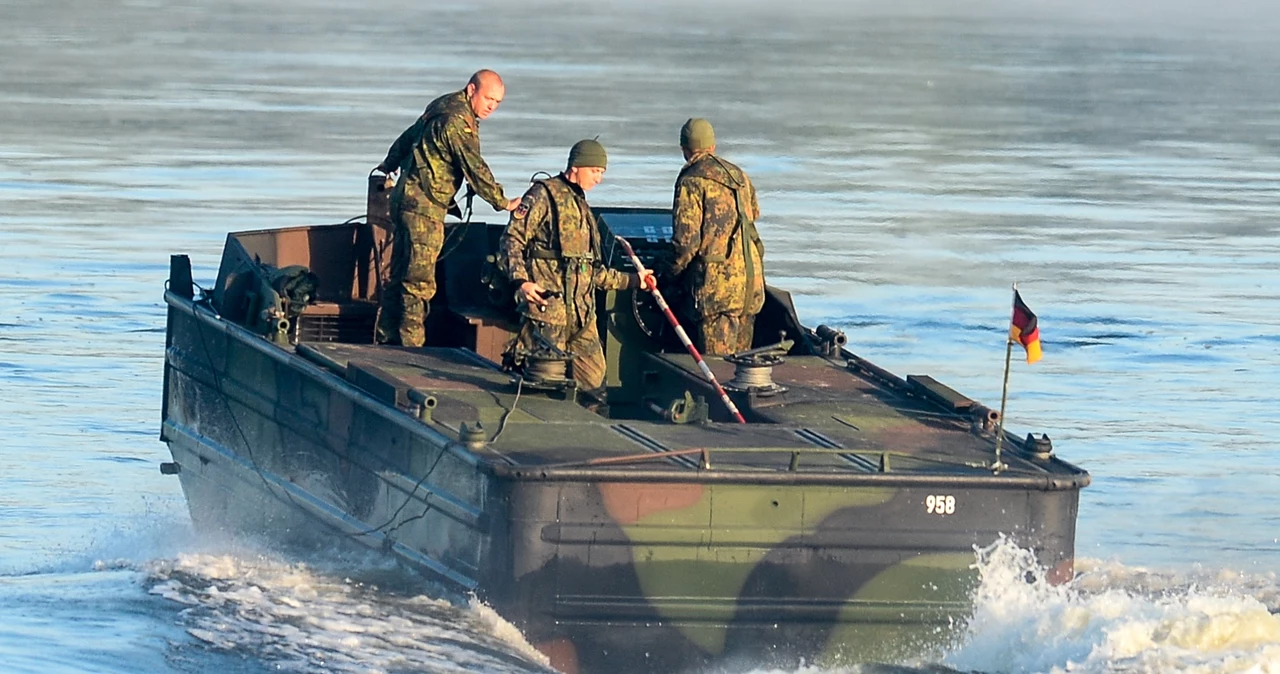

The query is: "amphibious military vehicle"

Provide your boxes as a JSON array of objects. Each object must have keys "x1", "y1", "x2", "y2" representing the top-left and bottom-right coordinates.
[{"x1": 159, "y1": 179, "x2": 1089, "y2": 673}]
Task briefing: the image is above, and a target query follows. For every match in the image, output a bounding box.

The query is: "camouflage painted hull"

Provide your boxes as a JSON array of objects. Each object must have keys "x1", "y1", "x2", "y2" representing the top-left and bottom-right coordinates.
[{"x1": 160, "y1": 219, "x2": 1088, "y2": 673}]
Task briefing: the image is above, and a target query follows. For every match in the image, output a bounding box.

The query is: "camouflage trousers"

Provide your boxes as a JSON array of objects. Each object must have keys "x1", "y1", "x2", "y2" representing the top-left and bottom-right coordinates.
[
  {"x1": 696, "y1": 312, "x2": 755, "y2": 357},
  {"x1": 513, "y1": 318, "x2": 607, "y2": 391},
  {"x1": 376, "y1": 210, "x2": 443, "y2": 347}
]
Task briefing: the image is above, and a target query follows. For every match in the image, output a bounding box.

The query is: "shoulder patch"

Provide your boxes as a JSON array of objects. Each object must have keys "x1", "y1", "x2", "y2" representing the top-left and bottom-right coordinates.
[
  {"x1": 462, "y1": 125, "x2": 473, "y2": 134},
  {"x1": 513, "y1": 194, "x2": 535, "y2": 219}
]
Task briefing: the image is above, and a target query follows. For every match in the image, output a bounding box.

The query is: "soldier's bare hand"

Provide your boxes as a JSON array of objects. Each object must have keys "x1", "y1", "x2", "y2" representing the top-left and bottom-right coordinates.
[
  {"x1": 505, "y1": 197, "x2": 522, "y2": 211},
  {"x1": 638, "y1": 270, "x2": 657, "y2": 291},
  {"x1": 519, "y1": 281, "x2": 549, "y2": 307}
]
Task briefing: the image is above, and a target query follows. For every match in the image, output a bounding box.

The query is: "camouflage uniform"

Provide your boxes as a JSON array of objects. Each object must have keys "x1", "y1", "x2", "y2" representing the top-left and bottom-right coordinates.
[
  {"x1": 376, "y1": 90, "x2": 509, "y2": 346},
  {"x1": 670, "y1": 150, "x2": 765, "y2": 356},
  {"x1": 499, "y1": 175, "x2": 634, "y2": 391}
]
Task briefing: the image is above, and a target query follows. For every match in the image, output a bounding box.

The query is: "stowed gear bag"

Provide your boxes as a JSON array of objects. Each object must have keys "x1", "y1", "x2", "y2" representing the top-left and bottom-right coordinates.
[
  {"x1": 240, "y1": 263, "x2": 320, "y2": 345},
  {"x1": 265, "y1": 264, "x2": 320, "y2": 318}
]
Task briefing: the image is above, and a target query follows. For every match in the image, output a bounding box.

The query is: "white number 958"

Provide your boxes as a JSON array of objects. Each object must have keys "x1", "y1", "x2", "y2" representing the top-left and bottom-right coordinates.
[{"x1": 925, "y1": 494, "x2": 956, "y2": 516}]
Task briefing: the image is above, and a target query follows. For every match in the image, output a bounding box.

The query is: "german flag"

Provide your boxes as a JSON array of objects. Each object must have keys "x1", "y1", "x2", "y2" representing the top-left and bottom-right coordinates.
[{"x1": 1010, "y1": 290, "x2": 1042, "y2": 364}]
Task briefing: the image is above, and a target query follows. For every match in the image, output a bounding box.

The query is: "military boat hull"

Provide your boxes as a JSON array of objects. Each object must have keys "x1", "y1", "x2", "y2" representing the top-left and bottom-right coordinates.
[{"x1": 160, "y1": 213, "x2": 1087, "y2": 673}]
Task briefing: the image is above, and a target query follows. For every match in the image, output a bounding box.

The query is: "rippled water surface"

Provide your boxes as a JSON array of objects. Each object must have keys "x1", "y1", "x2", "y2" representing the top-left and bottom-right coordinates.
[{"x1": 3, "y1": 1, "x2": 1279, "y2": 672}]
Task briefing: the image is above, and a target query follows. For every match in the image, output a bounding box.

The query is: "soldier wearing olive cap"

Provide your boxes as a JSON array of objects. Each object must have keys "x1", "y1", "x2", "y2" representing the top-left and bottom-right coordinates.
[
  {"x1": 669, "y1": 118, "x2": 765, "y2": 356},
  {"x1": 498, "y1": 139, "x2": 655, "y2": 394}
]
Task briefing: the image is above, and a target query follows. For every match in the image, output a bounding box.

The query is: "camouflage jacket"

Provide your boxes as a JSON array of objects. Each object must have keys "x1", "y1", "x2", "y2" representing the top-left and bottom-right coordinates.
[
  {"x1": 670, "y1": 151, "x2": 765, "y2": 317},
  {"x1": 498, "y1": 175, "x2": 633, "y2": 328},
  {"x1": 381, "y1": 90, "x2": 507, "y2": 219}
]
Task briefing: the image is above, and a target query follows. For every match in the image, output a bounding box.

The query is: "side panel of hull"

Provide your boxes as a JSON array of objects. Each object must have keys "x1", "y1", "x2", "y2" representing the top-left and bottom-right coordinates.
[{"x1": 162, "y1": 301, "x2": 501, "y2": 592}]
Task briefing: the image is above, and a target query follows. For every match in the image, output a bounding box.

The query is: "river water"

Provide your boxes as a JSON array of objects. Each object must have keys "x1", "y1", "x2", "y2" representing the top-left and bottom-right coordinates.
[{"x1": 3, "y1": 1, "x2": 1279, "y2": 672}]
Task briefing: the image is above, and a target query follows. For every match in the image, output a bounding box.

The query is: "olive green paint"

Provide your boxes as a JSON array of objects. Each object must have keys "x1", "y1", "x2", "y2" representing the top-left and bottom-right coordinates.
[
  {"x1": 820, "y1": 552, "x2": 978, "y2": 665},
  {"x1": 623, "y1": 484, "x2": 896, "y2": 653}
]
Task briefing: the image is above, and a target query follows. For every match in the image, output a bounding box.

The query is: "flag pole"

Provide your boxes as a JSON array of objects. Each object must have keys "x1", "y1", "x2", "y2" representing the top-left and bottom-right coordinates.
[{"x1": 992, "y1": 283, "x2": 1016, "y2": 472}]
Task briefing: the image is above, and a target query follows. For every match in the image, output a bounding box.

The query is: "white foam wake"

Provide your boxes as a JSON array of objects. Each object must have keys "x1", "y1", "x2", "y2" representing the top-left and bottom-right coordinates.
[
  {"x1": 143, "y1": 551, "x2": 551, "y2": 674},
  {"x1": 741, "y1": 539, "x2": 1280, "y2": 674},
  {"x1": 944, "y1": 539, "x2": 1280, "y2": 673}
]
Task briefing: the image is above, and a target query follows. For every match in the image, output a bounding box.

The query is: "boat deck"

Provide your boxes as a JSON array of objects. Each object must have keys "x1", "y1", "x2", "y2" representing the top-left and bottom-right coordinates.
[{"x1": 297, "y1": 342, "x2": 1070, "y2": 479}]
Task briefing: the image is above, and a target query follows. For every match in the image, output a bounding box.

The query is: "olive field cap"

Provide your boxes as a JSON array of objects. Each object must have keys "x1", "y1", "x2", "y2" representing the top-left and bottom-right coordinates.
[
  {"x1": 567, "y1": 139, "x2": 608, "y2": 169},
  {"x1": 680, "y1": 118, "x2": 715, "y2": 150}
]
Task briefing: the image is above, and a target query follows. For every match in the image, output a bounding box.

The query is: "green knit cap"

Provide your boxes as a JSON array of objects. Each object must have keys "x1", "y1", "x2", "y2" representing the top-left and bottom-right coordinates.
[
  {"x1": 680, "y1": 118, "x2": 715, "y2": 150},
  {"x1": 566, "y1": 139, "x2": 608, "y2": 169}
]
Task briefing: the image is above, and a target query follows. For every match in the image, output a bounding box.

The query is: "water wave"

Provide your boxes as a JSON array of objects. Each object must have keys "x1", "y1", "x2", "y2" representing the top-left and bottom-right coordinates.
[
  {"x1": 944, "y1": 540, "x2": 1280, "y2": 674},
  {"x1": 142, "y1": 551, "x2": 553, "y2": 674}
]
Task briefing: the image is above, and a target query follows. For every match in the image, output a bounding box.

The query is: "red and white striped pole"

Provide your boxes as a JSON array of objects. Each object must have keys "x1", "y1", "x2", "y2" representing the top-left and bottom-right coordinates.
[{"x1": 615, "y1": 235, "x2": 746, "y2": 424}]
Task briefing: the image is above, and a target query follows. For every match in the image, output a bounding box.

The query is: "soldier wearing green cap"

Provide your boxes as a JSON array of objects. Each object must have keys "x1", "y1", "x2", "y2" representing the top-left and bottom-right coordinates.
[
  {"x1": 498, "y1": 139, "x2": 655, "y2": 394},
  {"x1": 669, "y1": 118, "x2": 766, "y2": 356},
  {"x1": 374, "y1": 69, "x2": 522, "y2": 347}
]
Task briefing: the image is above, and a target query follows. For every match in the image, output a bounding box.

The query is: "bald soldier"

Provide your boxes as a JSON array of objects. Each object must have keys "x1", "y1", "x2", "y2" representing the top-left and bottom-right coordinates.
[
  {"x1": 668, "y1": 118, "x2": 765, "y2": 356},
  {"x1": 374, "y1": 70, "x2": 521, "y2": 347},
  {"x1": 499, "y1": 140, "x2": 655, "y2": 395}
]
